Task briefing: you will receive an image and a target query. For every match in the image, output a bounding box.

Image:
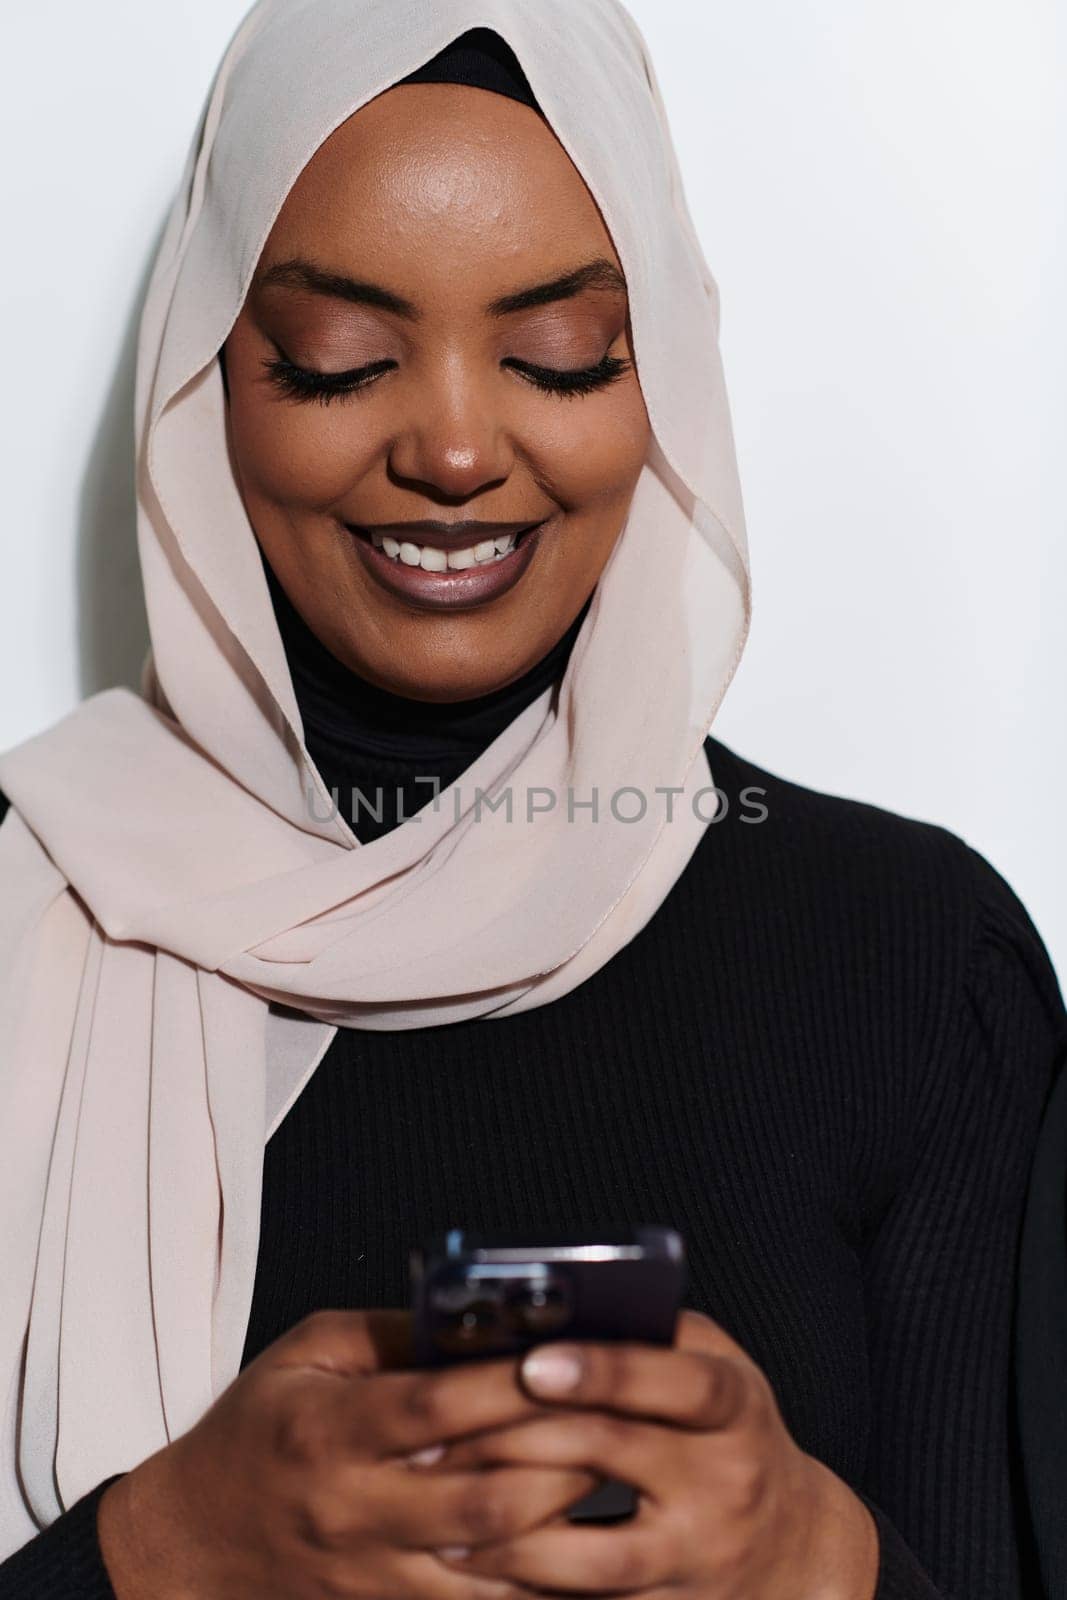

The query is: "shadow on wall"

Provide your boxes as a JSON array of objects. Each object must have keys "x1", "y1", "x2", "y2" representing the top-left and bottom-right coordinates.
[{"x1": 76, "y1": 217, "x2": 167, "y2": 700}]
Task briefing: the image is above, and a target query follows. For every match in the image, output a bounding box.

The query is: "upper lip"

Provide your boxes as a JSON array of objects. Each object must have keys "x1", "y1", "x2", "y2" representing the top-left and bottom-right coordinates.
[{"x1": 348, "y1": 518, "x2": 545, "y2": 553}]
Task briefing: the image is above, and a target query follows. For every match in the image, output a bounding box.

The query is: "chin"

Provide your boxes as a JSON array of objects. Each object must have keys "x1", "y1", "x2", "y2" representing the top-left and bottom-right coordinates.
[
  {"x1": 340, "y1": 617, "x2": 550, "y2": 702},
  {"x1": 368, "y1": 665, "x2": 520, "y2": 702}
]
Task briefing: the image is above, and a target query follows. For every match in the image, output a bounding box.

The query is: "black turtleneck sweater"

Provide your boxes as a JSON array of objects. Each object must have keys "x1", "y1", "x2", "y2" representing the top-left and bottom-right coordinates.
[
  {"x1": 2, "y1": 565, "x2": 1065, "y2": 1600},
  {"x1": 260, "y1": 552, "x2": 597, "y2": 846}
]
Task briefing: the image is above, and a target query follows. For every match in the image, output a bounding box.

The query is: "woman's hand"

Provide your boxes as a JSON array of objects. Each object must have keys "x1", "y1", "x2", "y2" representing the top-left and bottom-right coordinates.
[
  {"x1": 96, "y1": 1308, "x2": 599, "y2": 1600},
  {"x1": 421, "y1": 1309, "x2": 881, "y2": 1600}
]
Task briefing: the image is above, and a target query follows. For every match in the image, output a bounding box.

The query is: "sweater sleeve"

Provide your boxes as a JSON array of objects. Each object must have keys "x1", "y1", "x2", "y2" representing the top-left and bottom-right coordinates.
[
  {"x1": 1014, "y1": 1028, "x2": 1067, "y2": 1599},
  {"x1": 0, "y1": 1477, "x2": 125, "y2": 1599},
  {"x1": 856, "y1": 843, "x2": 1067, "y2": 1600}
]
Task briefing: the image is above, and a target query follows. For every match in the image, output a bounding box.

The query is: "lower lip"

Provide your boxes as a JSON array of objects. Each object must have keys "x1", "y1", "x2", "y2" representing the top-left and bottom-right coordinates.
[{"x1": 345, "y1": 520, "x2": 547, "y2": 611}]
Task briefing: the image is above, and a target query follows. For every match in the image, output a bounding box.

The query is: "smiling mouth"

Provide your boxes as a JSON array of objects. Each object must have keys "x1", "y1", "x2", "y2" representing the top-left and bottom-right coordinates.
[
  {"x1": 343, "y1": 515, "x2": 550, "y2": 612},
  {"x1": 345, "y1": 520, "x2": 543, "y2": 573}
]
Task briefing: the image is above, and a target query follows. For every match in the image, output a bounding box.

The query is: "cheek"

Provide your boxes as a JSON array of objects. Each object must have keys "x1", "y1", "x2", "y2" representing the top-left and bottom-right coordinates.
[
  {"x1": 227, "y1": 392, "x2": 379, "y2": 511},
  {"x1": 525, "y1": 388, "x2": 650, "y2": 513}
]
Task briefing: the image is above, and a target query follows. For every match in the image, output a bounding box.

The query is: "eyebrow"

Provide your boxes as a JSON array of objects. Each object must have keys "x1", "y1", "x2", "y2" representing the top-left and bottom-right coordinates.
[{"x1": 255, "y1": 256, "x2": 626, "y2": 320}]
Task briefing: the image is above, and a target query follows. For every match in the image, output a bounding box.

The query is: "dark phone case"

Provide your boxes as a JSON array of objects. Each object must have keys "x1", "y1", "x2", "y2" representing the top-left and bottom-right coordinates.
[{"x1": 409, "y1": 1226, "x2": 687, "y2": 1523}]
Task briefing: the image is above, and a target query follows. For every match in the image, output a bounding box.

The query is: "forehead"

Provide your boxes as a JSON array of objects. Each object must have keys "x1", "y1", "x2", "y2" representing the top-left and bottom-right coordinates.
[{"x1": 263, "y1": 82, "x2": 619, "y2": 280}]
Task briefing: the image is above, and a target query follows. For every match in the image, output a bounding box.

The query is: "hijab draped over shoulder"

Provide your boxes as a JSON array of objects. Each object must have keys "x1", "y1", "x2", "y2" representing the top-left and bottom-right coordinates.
[{"x1": 0, "y1": 0, "x2": 750, "y2": 1552}]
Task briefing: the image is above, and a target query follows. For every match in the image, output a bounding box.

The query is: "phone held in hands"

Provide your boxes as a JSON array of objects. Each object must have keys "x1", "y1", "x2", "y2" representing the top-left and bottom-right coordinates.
[{"x1": 408, "y1": 1225, "x2": 687, "y2": 1523}]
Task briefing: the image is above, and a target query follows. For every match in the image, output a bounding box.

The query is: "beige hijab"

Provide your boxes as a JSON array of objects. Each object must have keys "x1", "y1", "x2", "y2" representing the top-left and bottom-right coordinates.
[{"x1": 0, "y1": 0, "x2": 750, "y2": 1553}]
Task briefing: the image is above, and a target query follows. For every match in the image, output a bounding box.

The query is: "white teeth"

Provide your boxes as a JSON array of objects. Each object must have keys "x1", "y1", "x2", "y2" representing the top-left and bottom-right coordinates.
[{"x1": 366, "y1": 529, "x2": 521, "y2": 570}]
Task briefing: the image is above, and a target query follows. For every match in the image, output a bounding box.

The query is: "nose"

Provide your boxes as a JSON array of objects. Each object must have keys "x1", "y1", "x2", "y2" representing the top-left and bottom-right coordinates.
[{"x1": 387, "y1": 366, "x2": 514, "y2": 500}]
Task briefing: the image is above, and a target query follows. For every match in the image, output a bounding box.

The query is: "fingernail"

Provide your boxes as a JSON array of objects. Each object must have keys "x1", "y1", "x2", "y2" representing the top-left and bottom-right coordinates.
[
  {"x1": 521, "y1": 1346, "x2": 583, "y2": 1393},
  {"x1": 437, "y1": 1545, "x2": 471, "y2": 1561},
  {"x1": 406, "y1": 1444, "x2": 445, "y2": 1467}
]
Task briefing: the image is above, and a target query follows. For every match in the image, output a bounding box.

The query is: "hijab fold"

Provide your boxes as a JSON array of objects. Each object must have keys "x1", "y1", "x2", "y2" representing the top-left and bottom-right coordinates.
[{"x1": 0, "y1": 0, "x2": 750, "y2": 1552}]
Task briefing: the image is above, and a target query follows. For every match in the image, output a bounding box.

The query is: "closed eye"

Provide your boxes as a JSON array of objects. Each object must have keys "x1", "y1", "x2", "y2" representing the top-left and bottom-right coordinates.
[
  {"x1": 503, "y1": 354, "x2": 632, "y2": 398},
  {"x1": 260, "y1": 352, "x2": 632, "y2": 406},
  {"x1": 261, "y1": 355, "x2": 396, "y2": 404}
]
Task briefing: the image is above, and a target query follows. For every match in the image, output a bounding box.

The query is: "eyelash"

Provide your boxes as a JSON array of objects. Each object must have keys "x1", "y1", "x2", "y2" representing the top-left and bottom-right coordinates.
[{"x1": 261, "y1": 352, "x2": 632, "y2": 406}]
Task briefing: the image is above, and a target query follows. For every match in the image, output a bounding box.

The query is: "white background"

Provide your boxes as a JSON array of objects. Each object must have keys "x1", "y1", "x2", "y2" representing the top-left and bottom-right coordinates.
[{"x1": 2, "y1": 1, "x2": 1064, "y2": 977}]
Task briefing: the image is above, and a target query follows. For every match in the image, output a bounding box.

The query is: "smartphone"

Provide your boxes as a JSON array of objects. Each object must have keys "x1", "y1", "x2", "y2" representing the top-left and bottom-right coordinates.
[{"x1": 408, "y1": 1225, "x2": 686, "y2": 1522}]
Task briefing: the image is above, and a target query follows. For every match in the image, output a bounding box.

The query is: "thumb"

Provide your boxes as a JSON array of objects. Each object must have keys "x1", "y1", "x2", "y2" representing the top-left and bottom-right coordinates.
[{"x1": 271, "y1": 1308, "x2": 415, "y2": 1376}]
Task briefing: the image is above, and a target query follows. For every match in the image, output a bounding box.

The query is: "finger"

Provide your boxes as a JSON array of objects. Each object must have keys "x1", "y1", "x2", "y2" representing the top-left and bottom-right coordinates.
[
  {"x1": 399, "y1": 1549, "x2": 530, "y2": 1600},
  {"x1": 371, "y1": 1462, "x2": 600, "y2": 1549},
  {"x1": 425, "y1": 1412, "x2": 680, "y2": 1499},
  {"x1": 360, "y1": 1355, "x2": 555, "y2": 1457},
  {"x1": 518, "y1": 1339, "x2": 751, "y2": 1430},
  {"x1": 674, "y1": 1307, "x2": 755, "y2": 1363},
  {"x1": 435, "y1": 1513, "x2": 678, "y2": 1594},
  {"x1": 270, "y1": 1308, "x2": 415, "y2": 1376}
]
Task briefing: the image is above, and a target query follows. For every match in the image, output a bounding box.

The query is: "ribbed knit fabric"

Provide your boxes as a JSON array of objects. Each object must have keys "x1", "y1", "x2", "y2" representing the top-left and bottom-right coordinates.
[
  {"x1": 1015, "y1": 1047, "x2": 1067, "y2": 1599},
  {"x1": 3, "y1": 734, "x2": 1064, "y2": 1598},
  {"x1": 0, "y1": 1477, "x2": 124, "y2": 1598},
  {"x1": 236, "y1": 737, "x2": 1067, "y2": 1600}
]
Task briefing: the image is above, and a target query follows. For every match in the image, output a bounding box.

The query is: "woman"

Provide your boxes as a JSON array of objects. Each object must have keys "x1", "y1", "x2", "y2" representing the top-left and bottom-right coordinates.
[{"x1": 0, "y1": 3, "x2": 1063, "y2": 1597}]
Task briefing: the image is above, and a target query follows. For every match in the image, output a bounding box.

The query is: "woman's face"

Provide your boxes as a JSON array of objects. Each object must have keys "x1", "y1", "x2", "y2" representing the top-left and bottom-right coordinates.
[{"x1": 223, "y1": 82, "x2": 650, "y2": 701}]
